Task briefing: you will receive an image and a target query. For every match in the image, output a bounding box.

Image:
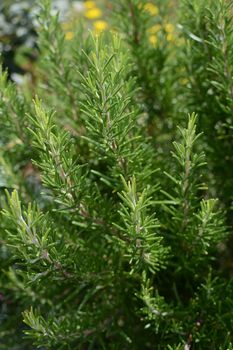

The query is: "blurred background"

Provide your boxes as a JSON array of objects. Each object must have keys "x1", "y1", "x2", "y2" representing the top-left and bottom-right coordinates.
[{"x1": 0, "y1": 0, "x2": 109, "y2": 83}]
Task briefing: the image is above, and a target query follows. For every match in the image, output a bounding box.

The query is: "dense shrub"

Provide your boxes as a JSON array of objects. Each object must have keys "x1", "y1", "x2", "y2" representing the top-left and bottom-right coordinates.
[{"x1": 1, "y1": 0, "x2": 233, "y2": 349}]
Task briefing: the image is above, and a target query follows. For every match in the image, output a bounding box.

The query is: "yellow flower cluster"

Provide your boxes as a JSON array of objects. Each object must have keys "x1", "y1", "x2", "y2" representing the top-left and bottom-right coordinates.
[
  {"x1": 85, "y1": 8, "x2": 102, "y2": 20},
  {"x1": 142, "y1": 2, "x2": 176, "y2": 46},
  {"x1": 63, "y1": 0, "x2": 175, "y2": 43},
  {"x1": 84, "y1": 1, "x2": 108, "y2": 34},
  {"x1": 149, "y1": 35, "x2": 157, "y2": 45},
  {"x1": 65, "y1": 31, "x2": 74, "y2": 41},
  {"x1": 164, "y1": 23, "x2": 174, "y2": 33},
  {"x1": 149, "y1": 22, "x2": 175, "y2": 46},
  {"x1": 148, "y1": 24, "x2": 161, "y2": 34},
  {"x1": 93, "y1": 20, "x2": 108, "y2": 34},
  {"x1": 63, "y1": 1, "x2": 108, "y2": 40},
  {"x1": 144, "y1": 3, "x2": 159, "y2": 16}
]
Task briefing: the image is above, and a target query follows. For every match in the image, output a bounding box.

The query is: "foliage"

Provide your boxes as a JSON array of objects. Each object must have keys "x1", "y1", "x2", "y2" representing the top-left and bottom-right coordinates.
[
  {"x1": 0, "y1": 0, "x2": 233, "y2": 349},
  {"x1": 179, "y1": 0, "x2": 233, "y2": 204}
]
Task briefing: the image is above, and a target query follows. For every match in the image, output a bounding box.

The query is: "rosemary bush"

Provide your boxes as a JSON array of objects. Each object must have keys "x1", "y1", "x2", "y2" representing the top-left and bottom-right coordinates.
[{"x1": 1, "y1": 1, "x2": 233, "y2": 349}]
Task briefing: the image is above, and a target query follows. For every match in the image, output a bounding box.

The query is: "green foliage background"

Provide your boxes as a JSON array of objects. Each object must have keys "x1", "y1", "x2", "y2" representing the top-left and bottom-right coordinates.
[{"x1": 1, "y1": 0, "x2": 233, "y2": 349}]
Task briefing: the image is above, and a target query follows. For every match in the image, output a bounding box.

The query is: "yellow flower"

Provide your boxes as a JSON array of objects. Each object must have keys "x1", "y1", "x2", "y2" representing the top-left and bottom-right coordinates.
[
  {"x1": 85, "y1": 8, "x2": 102, "y2": 19},
  {"x1": 167, "y1": 33, "x2": 174, "y2": 42},
  {"x1": 93, "y1": 20, "x2": 108, "y2": 34},
  {"x1": 144, "y1": 3, "x2": 159, "y2": 16},
  {"x1": 148, "y1": 24, "x2": 161, "y2": 34},
  {"x1": 149, "y1": 35, "x2": 158, "y2": 45},
  {"x1": 84, "y1": 1, "x2": 96, "y2": 9},
  {"x1": 65, "y1": 31, "x2": 74, "y2": 41},
  {"x1": 164, "y1": 23, "x2": 174, "y2": 33}
]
